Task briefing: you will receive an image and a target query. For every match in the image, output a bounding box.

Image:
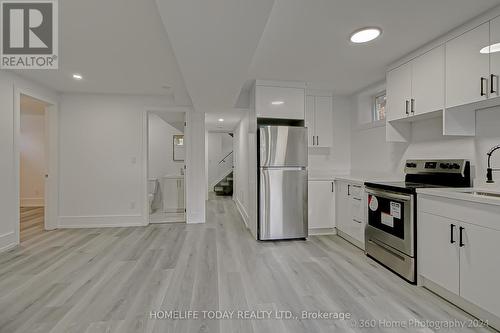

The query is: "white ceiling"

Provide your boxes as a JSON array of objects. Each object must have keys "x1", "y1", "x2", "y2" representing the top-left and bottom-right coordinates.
[
  {"x1": 205, "y1": 109, "x2": 247, "y2": 132},
  {"x1": 249, "y1": 0, "x2": 500, "y2": 95},
  {"x1": 155, "y1": 0, "x2": 275, "y2": 110},
  {"x1": 8, "y1": 0, "x2": 500, "y2": 116},
  {"x1": 13, "y1": 0, "x2": 192, "y2": 105}
]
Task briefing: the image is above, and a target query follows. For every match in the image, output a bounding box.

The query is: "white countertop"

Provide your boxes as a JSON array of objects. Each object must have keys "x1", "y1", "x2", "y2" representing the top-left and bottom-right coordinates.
[
  {"x1": 308, "y1": 170, "x2": 402, "y2": 184},
  {"x1": 417, "y1": 187, "x2": 500, "y2": 206}
]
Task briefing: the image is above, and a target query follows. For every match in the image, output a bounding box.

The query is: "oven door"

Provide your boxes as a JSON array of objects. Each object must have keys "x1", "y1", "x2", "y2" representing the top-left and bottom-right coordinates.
[{"x1": 365, "y1": 188, "x2": 414, "y2": 257}]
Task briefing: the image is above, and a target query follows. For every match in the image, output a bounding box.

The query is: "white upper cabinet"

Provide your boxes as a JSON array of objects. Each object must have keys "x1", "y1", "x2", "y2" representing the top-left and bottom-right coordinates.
[
  {"x1": 255, "y1": 84, "x2": 305, "y2": 120},
  {"x1": 386, "y1": 62, "x2": 412, "y2": 121},
  {"x1": 305, "y1": 95, "x2": 315, "y2": 146},
  {"x1": 412, "y1": 46, "x2": 445, "y2": 115},
  {"x1": 446, "y1": 23, "x2": 490, "y2": 108},
  {"x1": 489, "y1": 16, "x2": 500, "y2": 99},
  {"x1": 387, "y1": 45, "x2": 445, "y2": 121},
  {"x1": 306, "y1": 94, "x2": 333, "y2": 147}
]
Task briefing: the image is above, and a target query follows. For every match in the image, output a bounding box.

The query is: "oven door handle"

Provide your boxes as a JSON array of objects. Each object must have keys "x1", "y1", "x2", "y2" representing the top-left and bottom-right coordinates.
[{"x1": 365, "y1": 188, "x2": 413, "y2": 202}]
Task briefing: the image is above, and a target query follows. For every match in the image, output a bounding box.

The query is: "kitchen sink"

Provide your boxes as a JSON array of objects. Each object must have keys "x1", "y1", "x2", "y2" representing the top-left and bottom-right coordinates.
[{"x1": 463, "y1": 191, "x2": 500, "y2": 199}]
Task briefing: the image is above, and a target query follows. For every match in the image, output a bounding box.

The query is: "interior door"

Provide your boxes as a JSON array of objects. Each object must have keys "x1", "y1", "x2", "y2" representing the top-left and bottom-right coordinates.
[
  {"x1": 445, "y1": 22, "x2": 490, "y2": 108},
  {"x1": 460, "y1": 222, "x2": 500, "y2": 317},
  {"x1": 412, "y1": 45, "x2": 445, "y2": 115},
  {"x1": 259, "y1": 168, "x2": 307, "y2": 240},
  {"x1": 418, "y1": 212, "x2": 460, "y2": 295}
]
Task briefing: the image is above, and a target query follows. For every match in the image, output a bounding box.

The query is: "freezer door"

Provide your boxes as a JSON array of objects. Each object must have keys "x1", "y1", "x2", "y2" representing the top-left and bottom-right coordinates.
[
  {"x1": 259, "y1": 126, "x2": 308, "y2": 167},
  {"x1": 259, "y1": 168, "x2": 308, "y2": 240}
]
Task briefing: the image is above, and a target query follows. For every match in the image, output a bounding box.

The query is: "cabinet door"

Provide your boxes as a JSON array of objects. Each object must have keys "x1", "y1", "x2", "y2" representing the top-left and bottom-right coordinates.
[
  {"x1": 308, "y1": 181, "x2": 335, "y2": 229},
  {"x1": 256, "y1": 85, "x2": 305, "y2": 119},
  {"x1": 446, "y1": 23, "x2": 490, "y2": 108},
  {"x1": 418, "y1": 212, "x2": 460, "y2": 295},
  {"x1": 314, "y1": 96, "x2": 333, "y2": 148},
  {"x1": 335, "y1": 181, "x2": 350, "y2": 233},
  {"x1": 305, "y1": 95, "x2": 315, "y2": 146},
  {"x1": 460, "y1": 223, "x2": 500, "y2": 317},
  {"x1": 386, "y1": 62, "x2": 412, "y2": 121},
  {"x1": 489, "y1": 16, "x2": 500, "y2": 100},
  {"x1": 412, "y1": 45, "x2": 445, "y2": 115}
]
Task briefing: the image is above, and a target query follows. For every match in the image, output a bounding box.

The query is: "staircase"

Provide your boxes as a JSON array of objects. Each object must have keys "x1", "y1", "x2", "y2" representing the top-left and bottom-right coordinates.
[{"x1": 214, "y1": 171, "x2": 233, "y2": 196}]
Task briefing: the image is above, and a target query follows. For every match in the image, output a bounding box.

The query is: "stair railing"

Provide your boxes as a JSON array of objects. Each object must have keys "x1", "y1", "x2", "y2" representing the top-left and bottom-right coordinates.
[{"x1": 218, "y1": 151, "x2": 233, "y2": 165}]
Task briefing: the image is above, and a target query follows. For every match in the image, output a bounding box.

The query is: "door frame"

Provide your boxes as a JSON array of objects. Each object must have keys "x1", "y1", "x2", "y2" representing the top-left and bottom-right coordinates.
[
  {"x1": 142, "y1": 107, "x2": 190, "y2": 224},
  {"x1": 14, "y1": 87, "x2": 59, "y2": 243}
]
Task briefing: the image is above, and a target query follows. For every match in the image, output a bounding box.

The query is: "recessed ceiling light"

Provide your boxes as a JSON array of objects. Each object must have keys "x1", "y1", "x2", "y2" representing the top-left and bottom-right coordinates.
[
  {"x1": 72, "y1": 73, "x2": 83, "y2": 80},
  {"x1": 218, "y1": 118, "x2": 224, "y2": 122},
  {"x1": 271, "y1": 101, "x2": 284, "y2": 105},
  {"x1": 480, "y1": 43, "x2": 500, "y2": 54},
  {"x1": 350, "y1": 27, "x2": 382, "y2": 44}
]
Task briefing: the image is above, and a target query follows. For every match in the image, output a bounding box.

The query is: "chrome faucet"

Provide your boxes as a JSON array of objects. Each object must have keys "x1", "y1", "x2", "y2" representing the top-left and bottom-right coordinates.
[{"x1": 487, "y1": 144, "x2": 500, "y2": 183}]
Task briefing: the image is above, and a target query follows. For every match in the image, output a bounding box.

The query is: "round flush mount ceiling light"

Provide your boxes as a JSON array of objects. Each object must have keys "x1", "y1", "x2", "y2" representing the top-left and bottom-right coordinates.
[
  {"x1": 218, "y1": 118, "x2": 224, "y2": 122},
  {"x1": 271, "y1": 101, "x2": 284, "y2": 105},
  {"x1": 480, "y1": 43, "x2": 500, "y2": 54},
  {"x1": 72, "y1": 73, "x2": 83, "y2": 80},
  {"x1": 350, "y1": 27, "x2": 382, "y2": 44}
]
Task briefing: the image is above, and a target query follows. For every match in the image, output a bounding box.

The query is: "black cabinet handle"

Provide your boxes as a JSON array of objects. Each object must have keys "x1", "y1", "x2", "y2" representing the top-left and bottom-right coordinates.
[
  {"x1": 405, "y1": 100, "x2": 409, "y2": 115},
  {"x1": 491, "y1": 74, "x2": 498, "y2": 94},
  {"x1": 331, "y1": 182, "x2": 334, "y2": 193},
  {"x1": 459, "y1": 226, "x2": 465, "y2": 247},
  {"x1": 481, "y1": 77, "x2": 487, "y2": 96},
  {"x1": 411, "y1": 98, "x2": 415, "y2": 114},
  {"x1": 316, "y1": 136, "x2": 319, "y2": 146},
  {"x1": 347, "y1": 184, "x2": 350, "y2": 196},
  {"x1": 450, "y1": 224, "x2": 456, "y2": 244}
]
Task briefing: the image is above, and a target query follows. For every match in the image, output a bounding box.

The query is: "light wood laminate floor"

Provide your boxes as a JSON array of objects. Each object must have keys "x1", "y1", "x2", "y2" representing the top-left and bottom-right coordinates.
[{"x1": 0, "y1": 199, "x2": 494, "y2": 332}]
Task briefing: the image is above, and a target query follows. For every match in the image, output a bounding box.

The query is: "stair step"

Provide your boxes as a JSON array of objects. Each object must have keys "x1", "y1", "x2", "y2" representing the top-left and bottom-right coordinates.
[
  {"x1": 220, "y1": 182, "x2": 230, "y2": 186},
  {"x1": 214, "y1": 187, "x2": 224, "y2": 191},
  {"x1": 226, "y1": 177, "x2": 233, "y2": 181}
]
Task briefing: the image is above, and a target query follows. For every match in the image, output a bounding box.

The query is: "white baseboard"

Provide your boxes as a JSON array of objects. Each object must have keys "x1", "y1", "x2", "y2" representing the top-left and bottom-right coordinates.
[
  {"x1": 234, "y1": 197, "x2": 249, "y2": 229},
  {"x1": 20, "y1": 197, "x2": 44, "y2": 207},
  {"x1": 309, "y1": 227, "x2": 337, "y2": 236},
  {"x1": 58, "y1": 214, "x2": 147, "y2": 228},
  {"x1": 0, "y1": 232, "x2": 17, "y2": 252}
]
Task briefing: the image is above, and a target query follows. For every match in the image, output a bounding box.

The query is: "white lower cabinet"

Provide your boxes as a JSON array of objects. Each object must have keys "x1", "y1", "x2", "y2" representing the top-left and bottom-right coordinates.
[
  {"x1": 418, "y1": 212, "x2": 460, "y2": 294},
  {"x1": 308, "y1": 181, "x2": 335, "y2": 232},
  {"x1": 335, "y1": 180, "x2": 366, "y2": 249},
  {"x1": 418, "y1": 195, "x2": 500, "y2": 329},
  {"x1": 459, "y1": 222, "x2": 500, "y2": 318}
]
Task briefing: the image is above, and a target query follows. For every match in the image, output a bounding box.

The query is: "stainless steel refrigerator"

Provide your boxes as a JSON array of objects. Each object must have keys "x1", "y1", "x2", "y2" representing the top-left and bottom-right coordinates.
[{"x1": 258, "y1": 125, "x2": 308, "y2": 240}]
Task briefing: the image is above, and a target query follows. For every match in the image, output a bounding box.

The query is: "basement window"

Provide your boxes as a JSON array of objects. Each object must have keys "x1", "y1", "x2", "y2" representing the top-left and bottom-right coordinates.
[{"x1": 372, "y1": 91, "x2": 386, "y2": 122}]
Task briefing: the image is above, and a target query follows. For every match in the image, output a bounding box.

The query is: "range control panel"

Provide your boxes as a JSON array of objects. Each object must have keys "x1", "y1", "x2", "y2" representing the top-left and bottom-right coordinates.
[{"x1": 404, "y1": 159, "x2": 468, "y2": 174}]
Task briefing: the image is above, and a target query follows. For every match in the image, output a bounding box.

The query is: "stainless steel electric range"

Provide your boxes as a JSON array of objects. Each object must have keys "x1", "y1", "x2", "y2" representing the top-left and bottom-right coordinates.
[{"x1": 364, "y1": 159, "x2": 472, "y2": 284}]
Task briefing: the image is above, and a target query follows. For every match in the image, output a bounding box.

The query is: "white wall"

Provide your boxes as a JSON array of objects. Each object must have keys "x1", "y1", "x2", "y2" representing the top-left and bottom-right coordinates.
[
  {"x1": 58, "y1": 94, "x2": 206, "y2": 227},
  {"x1": 20, "y1": 103, "x2": 46, "y2": 207},
  {"x1": 0, "y1": 71, "x2": 58, "y2": 251},
  {"x1": 148, "y1": 113, "x2": 184, "y2": 180},
  {"x1": 351, "y1": 84, "x2": 500, "y2": 188},
  {"x1": 308, "y1": 96, "x2": 352, "y2": 174},
  {"x1": 207, "y1": 132, "x2": 233, "y2": 190}
]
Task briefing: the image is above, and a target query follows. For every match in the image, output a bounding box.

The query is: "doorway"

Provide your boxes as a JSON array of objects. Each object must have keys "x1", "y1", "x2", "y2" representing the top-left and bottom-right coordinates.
[
  {"x1": 147, "y1": 111, "x2": 186, "y2": 223},
  {"x1": 206, "y1": 131, "x2": 234, "y2": 196},
  {"x1": 18, "y1": 94, "x2": 51, "y2": 242}
]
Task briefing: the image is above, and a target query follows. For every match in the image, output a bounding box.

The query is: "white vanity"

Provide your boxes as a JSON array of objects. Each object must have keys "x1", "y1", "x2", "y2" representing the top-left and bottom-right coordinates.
[{"x1": 162, "y1": 175, "x2": 185, "y2": 213}]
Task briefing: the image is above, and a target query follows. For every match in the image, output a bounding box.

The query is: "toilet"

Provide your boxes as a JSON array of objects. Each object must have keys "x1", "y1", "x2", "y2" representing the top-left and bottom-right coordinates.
[{"x1": 148, "y1": 178, "x2": 159, "y2": 214}]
